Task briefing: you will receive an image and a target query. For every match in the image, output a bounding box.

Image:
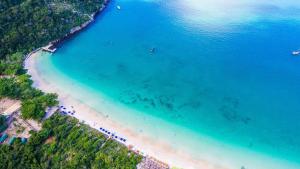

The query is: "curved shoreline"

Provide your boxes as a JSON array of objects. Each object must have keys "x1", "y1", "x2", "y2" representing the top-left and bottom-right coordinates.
[
  {"x1": 25, "y1": 49, "x2": 300, "y2": 169},
  {"x1": 21, "y1": 1, "x2": 216, "y2": 167},
  {"x1": 22, "y1": 1, "x2": 300, "y2": 168},
  {"x1": 25, "y1": 50, "x2": 229, "y2": 169}
]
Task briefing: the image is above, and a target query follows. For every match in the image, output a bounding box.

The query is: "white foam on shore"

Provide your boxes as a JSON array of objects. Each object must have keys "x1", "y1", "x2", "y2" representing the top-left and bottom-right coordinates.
[{"x1": 25, "y1": 50, "x2": 300, "y2": 169}]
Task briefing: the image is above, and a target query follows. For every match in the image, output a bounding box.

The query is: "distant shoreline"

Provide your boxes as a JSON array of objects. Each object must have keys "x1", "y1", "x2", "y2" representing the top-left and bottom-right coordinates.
[
  {"x1": 24, "y1": 0, "x2": 110, "y2": 62},
  {"x1": 41, "y1": 0, "x2": 110, "y2": 53}
]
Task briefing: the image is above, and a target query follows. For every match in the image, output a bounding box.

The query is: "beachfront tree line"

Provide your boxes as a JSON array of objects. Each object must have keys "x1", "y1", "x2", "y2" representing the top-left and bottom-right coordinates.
[
  {"x1": 0, "y1": 75, "x2": 58, "y2": 121},
  {"x1": 0, "y1": 114, "x2": 142, "y2": 169},
  {"x1": 0, "y1": 0, "x2": 142, "y2": 168}
]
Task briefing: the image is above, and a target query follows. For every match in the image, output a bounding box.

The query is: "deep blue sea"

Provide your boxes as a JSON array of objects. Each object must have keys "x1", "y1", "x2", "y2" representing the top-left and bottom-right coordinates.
[{"x1": 37, "y1": 0, "x2": 300, "y2": 168}]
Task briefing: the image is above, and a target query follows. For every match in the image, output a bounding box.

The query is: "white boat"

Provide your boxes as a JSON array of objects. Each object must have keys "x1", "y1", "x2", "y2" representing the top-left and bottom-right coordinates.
[
  {"x1": 117, "y1": 5, "x2": 121, "y2": 10},
  {"x1": 292, "y1": 51, "x2": 300, "y2": 55}
]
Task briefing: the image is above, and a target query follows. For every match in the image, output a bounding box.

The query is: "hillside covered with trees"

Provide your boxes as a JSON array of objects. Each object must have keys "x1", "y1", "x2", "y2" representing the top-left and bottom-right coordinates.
[{"x1": 0, "y1": 0, "x2": 104, "y2": 60}]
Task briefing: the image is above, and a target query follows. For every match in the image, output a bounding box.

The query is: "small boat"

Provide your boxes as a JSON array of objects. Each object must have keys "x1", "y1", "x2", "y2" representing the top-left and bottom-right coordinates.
[
  {"x1": 292, "y1": 51, "x2": 300, "y2": 55},
  {"x1": 117, "y1": 5, "x2": 121, "y2": 10}
]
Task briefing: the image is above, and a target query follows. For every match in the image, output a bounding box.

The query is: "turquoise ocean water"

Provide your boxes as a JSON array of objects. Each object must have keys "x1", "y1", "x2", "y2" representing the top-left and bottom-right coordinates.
[{"x1": 36, "y1": 0, "x2": 300, "y2": 168}]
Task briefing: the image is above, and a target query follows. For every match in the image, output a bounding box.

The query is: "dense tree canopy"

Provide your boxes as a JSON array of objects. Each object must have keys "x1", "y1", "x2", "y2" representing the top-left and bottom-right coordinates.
[
  {"x1": 0, "y1": 0, "x2": 104, "y2": 60},
  {"x1": 0, "y1": 75, "x2": 57, "y2": 120},
  {"x1": 0, "y1": 52, "x2": 23, "y2": 75},
  {"x1": 0, "y1": 114, "x2": 142, "y2": 169},
  {"x1": 21, "y1": 93, "x2": 58, "y2": 120}
]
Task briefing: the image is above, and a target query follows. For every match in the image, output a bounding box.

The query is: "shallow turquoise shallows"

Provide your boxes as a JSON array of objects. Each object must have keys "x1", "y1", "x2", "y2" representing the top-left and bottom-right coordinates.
[{"x1": 37, "y1": 0, "x2": 300, "y2": 168}]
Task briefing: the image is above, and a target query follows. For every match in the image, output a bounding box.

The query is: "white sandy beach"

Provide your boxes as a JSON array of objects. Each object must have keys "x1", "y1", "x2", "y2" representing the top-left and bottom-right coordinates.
[
  {"x1": 24, "y1": 50, "x2": 300, "y2": 169},
  {"x1": 24, "y1": 50, "x2": 229, "y2": 169}
]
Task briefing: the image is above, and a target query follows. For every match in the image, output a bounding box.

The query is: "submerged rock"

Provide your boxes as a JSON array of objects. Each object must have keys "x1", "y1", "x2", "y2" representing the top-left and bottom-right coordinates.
[{"x1": 150, "y1": 47, "x2": 156, "y2": 54}]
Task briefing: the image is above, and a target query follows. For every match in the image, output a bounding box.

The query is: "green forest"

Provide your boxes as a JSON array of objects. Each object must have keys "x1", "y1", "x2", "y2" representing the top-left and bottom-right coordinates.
[
  {"x1": 0, "y1": 114, "x2": 142, "y2": 169},
  {"x1": 0, "y1": 0, "x2": 142, "y2": 168},
  {"x1": 0, "y1": 0, "x2": 104, "y2": 60}
]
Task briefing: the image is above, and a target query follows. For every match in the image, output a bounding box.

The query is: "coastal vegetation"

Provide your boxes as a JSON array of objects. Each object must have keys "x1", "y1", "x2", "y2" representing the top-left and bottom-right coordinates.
[
  {"x1": 0, "y1": 75, "x2": 58, "y2": 121},
  {"x1": 0, "y1": 52, "x2": 23, "y2": 75},
  {"x1": 0, "y1": 0, "x2": 143, "y2": 168},
  {"x1": 0, "y1": 0, "x2": 104, "y2": 60},
  {"x1": 0, "y1": 113, "x2": 142, "y2": 169},
  {"x1": 0, "y1": 0, "x2": 105, "y2": 119}
]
